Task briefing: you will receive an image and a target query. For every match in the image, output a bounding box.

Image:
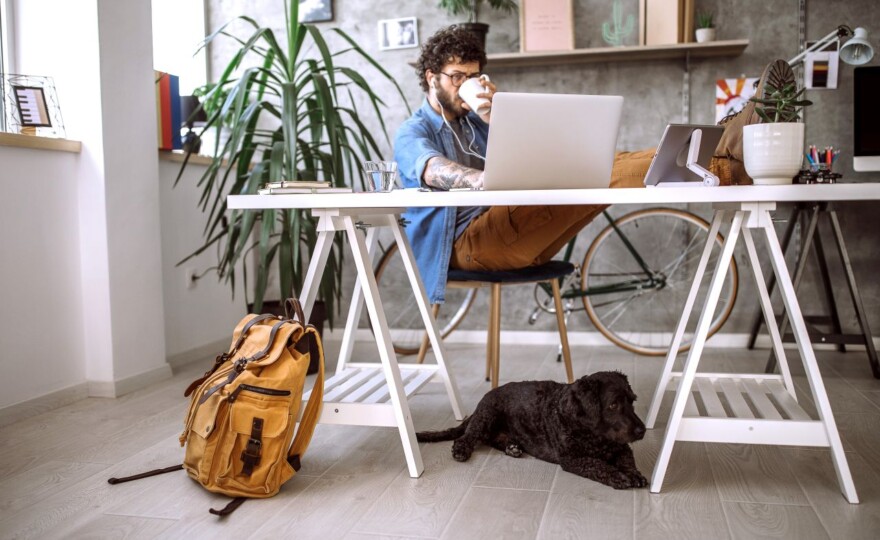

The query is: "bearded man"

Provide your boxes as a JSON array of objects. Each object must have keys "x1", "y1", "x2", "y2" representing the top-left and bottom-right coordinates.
[{"x1": 394, "y1": 25, "x2": 652, "y2": 305}]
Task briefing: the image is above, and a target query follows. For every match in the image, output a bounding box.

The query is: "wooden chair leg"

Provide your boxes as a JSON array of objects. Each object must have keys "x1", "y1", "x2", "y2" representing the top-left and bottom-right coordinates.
[
  {"x1": 551, "y1": 278, "x2": 574, "y2": 383},
  {"x1": 417, "y1": 304, "x2": 440, "y2": 364},
  {"x1": 485, "y1": 287, "x2": 494, "y2": 382},
  {"x1": 490, "y1": 283, "x2": 502, "y2": 389}
]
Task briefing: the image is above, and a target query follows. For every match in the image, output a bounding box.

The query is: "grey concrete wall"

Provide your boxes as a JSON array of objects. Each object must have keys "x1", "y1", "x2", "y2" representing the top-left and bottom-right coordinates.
[{"x1": 204, "y1": 0, "x2": 879, "y2": 341}]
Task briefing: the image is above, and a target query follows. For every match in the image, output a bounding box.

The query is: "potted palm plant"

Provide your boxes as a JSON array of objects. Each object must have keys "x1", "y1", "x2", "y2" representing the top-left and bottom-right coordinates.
[
  {"x1": 177, "y1": 1, "x2": 408, "y2": 326},
  {"x1": 743, "y1": 78, "x2": 812, "y2": 185},
  {"x1": 438, "y1": 0, "x2": 518, "y2": 48}
]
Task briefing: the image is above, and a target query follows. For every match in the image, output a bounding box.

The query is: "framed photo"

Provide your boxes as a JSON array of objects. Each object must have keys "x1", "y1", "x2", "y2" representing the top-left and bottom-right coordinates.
[
  {"x1": 520, "y1": 0, "x2": 575, "y2": 52},
  {"x1": 1, "y1": 74, "x2": 66, "y2": 137},
  {"x1": 378, "y1": 17, "x2": 419, "y2": 50},
  {"x1": 13, "y1": 86, "x2": 52, "y2": 127},
  {"x1": 299, "y1": 0, "x2": 333, "y2": 23}
]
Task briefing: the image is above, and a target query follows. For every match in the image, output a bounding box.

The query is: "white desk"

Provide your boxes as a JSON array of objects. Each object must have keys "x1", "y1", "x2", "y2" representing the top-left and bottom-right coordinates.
[{"x1": 229, "y1": 184, "x2": 880, "y2": 500}]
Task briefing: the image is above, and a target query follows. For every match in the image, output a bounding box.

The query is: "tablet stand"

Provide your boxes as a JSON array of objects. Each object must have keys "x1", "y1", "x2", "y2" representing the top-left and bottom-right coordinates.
[
  {"x1": 686, "y1": 129, "x2": 721, "y2": 187},
  {"x1": 649, "y1": 127, "x2": 721, "y2": 188}
]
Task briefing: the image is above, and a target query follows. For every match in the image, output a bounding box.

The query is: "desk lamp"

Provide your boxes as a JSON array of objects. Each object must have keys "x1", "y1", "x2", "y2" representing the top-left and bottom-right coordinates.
[{"x1": 788, "y1": 25, "x2": 874, "y2": 67}]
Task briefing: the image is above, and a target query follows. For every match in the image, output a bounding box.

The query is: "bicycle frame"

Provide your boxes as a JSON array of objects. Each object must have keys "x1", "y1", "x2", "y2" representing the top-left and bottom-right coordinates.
[{"x1": 538, "y1": 210, "x2": 665, "y2": 301}]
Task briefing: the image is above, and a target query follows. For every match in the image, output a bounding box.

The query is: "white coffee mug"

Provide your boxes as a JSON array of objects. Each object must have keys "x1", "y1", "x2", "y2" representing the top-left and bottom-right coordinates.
[{"x1": 459, "y1": 75, "x2": 491, "y2": 115}]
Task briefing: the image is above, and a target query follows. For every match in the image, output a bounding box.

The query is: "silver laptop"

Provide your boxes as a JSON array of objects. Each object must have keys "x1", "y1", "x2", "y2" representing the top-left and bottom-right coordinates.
[{"x1": 482, "y1": 92, "x2": 624, "y2": 191}]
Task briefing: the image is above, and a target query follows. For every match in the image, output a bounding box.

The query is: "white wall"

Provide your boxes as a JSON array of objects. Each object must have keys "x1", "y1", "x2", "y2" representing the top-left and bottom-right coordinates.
[
  {"x1": 0, "y1": 0, "x2": 242, "y2": 416},
  {"x1": 0, "y1": 146, "x2": 87, "y2": 407},
  {"x1": 158, "y1": 159, "x2": 246, "y2": 359}
]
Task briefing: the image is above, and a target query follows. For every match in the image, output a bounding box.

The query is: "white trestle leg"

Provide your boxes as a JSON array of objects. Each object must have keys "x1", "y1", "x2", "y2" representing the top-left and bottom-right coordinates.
[
  {"x1": 296, "y1": 208, "x2": 465, "y2": 479},
  {"x1": 647, "y1": 202, "x2": 858, "y2": 504}
]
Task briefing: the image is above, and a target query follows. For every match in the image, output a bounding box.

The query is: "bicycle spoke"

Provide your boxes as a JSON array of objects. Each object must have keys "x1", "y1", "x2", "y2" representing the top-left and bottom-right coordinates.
[
  {"x1": 598, "y1": 294, "x2": 642, "y2": 331},
  {"x1": 581, "y1": 209, "x2": 738, "y2": 356}
]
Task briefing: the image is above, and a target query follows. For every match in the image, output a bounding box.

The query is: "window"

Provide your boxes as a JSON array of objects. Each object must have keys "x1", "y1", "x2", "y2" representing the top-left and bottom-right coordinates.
[
  {"x1": 151, "y1": 0, "x2": 207, "y2": 96},
  {"x1": 0, "y1": 0, "x2": 11, "y2": 74},
  {"x1": 0, "y1": 0, "x2": 12, "y2": 132}
]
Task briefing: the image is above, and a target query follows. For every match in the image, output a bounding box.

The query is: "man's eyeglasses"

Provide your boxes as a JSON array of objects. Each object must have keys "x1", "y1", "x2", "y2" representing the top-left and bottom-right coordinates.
[{"x1": 438, "y1": 71, "x2": 483, "y2": 87}]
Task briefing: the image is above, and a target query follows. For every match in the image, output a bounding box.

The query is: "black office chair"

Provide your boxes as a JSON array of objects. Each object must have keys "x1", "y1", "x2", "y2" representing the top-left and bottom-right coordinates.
[{"x1": 418, "y1": 260, "x2": 576, "y2": 388}]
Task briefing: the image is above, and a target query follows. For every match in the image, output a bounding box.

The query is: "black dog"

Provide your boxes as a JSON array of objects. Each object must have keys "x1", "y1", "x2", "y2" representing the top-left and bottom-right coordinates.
[{"x1": 417, "y1": 371, "x2": 648, "y2": 489}]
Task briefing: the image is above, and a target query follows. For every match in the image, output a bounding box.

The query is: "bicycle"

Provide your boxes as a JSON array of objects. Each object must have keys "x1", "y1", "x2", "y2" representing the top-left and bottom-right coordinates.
[{"x1": 373, "y1": 207, "x2": 739, "y2": 357}]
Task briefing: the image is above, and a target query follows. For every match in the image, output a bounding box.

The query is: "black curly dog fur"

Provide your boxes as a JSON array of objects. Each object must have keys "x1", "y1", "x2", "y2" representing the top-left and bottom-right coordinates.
[{"x1": 417, "y1": 371, "x2": 648, "y2": 489}]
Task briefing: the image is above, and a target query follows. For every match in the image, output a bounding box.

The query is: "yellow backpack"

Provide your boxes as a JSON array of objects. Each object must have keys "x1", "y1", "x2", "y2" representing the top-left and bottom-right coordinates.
[{"x1": 109, "y1": 299, "x2": 324, "y2": 517}]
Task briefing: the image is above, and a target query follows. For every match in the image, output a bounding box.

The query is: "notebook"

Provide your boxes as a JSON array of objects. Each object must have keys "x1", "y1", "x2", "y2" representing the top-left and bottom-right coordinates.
[{"x1": 481, "y1": 92, "x2": 624, "y2": 191}]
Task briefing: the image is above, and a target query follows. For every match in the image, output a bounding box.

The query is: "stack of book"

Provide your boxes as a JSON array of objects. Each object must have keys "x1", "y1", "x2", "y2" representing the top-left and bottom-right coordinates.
[
  {"x1": 257, "y1": 181, "x2": 353, "y2": 195},
  {"x1": 155, "y1": 71, "x2": 182, "y2": 151}
]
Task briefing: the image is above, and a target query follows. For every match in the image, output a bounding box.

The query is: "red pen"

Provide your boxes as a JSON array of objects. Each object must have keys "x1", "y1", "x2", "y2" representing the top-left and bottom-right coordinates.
[{"x1": 826, "y1": 147, "x2": 832, "y2": 165}]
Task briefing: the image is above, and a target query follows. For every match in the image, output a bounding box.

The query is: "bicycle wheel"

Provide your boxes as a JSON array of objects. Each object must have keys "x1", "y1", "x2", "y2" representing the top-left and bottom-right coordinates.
[
  {"x1": 581, "y1": 208, "x2": 738, "y2": 356},
  {"x1": 374, "y1": 243, "x2": 477, "y2": 355}
]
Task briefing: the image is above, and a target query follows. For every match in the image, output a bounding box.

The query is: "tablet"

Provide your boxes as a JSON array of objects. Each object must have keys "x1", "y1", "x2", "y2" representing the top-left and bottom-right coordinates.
[{"x1": 644, "y1": 124, "x2": 724, "y2": 186}]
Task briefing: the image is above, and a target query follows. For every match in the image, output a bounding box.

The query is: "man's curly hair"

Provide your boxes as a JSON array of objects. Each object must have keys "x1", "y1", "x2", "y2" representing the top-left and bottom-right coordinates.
[{"x1": 415, "y1": 25, "x2": 487, "y2": 93}]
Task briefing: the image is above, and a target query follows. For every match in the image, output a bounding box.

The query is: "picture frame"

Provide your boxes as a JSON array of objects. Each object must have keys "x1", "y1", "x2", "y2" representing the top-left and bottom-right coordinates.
[
  {"x1": 13, "y1": 85, "x2": 52, "y2": 128},
  {"x1": 520, "y1": 0, "x2": 575, "y2": 53},
  {"x1": 299, "y1": 0, "x2": 333, "y2": 23},
  {"x1": 378, "y1": 17, "x2": 419, "y2": 50},
  {"x1": 804, "y1": 40, "x2": 840, "y2": 90},
  {"x1": 1, "y1": 73, "x2": 66, "y2": 137}
]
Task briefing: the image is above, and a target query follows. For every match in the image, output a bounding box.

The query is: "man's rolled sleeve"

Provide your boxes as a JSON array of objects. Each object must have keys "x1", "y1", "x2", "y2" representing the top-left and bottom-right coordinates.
[{"x1": 394, "y1": 119, "x2": 442, "y2": 189}]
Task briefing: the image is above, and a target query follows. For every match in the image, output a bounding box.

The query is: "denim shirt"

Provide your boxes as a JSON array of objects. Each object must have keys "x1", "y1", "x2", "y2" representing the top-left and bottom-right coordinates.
[{"x1": 394, "y1": 98, "x2": 490, "y2": 304}]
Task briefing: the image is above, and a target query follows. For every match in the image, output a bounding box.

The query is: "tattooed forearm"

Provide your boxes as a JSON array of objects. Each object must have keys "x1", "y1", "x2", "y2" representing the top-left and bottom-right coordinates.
[{"x1": 423, "y1": 156, "x2": 484, "y2": 190}]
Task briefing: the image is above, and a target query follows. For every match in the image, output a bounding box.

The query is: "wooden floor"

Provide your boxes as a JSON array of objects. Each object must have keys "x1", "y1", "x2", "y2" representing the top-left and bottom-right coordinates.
[{"x1": 2, "y1": 341, "x2": 880, "y2": 539}]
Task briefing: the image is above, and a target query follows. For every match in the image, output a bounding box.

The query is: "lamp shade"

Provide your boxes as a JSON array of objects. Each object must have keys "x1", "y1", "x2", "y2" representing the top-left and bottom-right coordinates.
[{"x1": 840, "y1": 27, "x2": 874, "y2": 65}]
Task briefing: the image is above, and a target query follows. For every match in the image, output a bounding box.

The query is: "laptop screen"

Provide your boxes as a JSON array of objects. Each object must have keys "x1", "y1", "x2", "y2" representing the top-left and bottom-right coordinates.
[{"x1": 482, "y1": 92, "x2": 624, "y2": 191}]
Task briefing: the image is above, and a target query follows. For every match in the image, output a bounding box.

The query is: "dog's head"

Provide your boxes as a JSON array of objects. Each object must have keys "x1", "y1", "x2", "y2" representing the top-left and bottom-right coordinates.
[{"x1": 561, "y1": 371, "x2": 646, "y2": 444}]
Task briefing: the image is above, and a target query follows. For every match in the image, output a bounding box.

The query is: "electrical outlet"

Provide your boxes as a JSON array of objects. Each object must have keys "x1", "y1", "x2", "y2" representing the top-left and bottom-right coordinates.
[{"x1": 185, "y1": 268, "x2": 197, "y2": 290}]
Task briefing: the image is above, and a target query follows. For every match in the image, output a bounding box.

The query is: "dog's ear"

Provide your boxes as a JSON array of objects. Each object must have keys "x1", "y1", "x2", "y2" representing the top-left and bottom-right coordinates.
[{"x1": 562, "y1": 378, "x2": 602, "y2": 429}]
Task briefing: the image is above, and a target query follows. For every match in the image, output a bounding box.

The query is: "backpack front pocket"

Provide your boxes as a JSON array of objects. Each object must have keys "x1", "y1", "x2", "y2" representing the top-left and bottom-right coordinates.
[{"x1": 213, "y1": 386, "x2": 295, "y2": 495}]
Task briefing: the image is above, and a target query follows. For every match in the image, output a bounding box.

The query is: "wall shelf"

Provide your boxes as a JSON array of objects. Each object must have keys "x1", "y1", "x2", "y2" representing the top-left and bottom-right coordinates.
[
  {"x1": 0, "y1": 132, "x2": 81, "y2": 153},
  {"x1": 484, "y1": 39, "x2": 749, "y2": 69}
]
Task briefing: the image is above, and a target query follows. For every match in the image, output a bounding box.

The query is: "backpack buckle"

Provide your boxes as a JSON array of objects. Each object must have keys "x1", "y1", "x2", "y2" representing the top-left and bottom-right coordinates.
[
  {"x1": 242, "y1": 438, "x2": 262, "y2": 462},
  {"x1": 239, "y1": 418, "x2": 263, "y2": 476}
]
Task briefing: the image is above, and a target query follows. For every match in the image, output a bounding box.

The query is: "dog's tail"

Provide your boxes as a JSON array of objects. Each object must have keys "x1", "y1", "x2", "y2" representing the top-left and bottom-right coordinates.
[{"x1": 416, "y1": 417, "x2": 470, "y2": 442}]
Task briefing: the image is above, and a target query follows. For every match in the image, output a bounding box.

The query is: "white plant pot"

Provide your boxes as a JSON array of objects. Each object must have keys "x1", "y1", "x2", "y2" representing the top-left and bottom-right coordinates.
[
  {"x1": 695, "y1": 28, "x2": 716, "y2": 43},
  {"x1": 743, "y1": 122, "x2": 805, "y2": 185}
]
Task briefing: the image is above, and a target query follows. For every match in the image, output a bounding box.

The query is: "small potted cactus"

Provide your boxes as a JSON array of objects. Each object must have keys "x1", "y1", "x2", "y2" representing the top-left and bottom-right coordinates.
[
  {"x1": 743, "y1": 81, "x2": 813, "y2": 184},
  {"x1": 695, "y1": 11, "x2": 715, "y2": 43}
]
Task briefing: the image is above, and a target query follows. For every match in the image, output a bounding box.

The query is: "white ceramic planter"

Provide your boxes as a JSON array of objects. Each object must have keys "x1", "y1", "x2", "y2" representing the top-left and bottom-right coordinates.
[
  {"x1": 695, "y1": 28, "x2": 716, "y2": 43},
  {"x1": 743, "y1": 122, "x2": 805, "y2": 185}
]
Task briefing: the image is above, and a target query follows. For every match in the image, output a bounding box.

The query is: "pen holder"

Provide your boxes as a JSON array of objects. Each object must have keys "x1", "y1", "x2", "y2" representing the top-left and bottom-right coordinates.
[{"x1": 795, "y1": 166, "x2": 842, "y2": 184}]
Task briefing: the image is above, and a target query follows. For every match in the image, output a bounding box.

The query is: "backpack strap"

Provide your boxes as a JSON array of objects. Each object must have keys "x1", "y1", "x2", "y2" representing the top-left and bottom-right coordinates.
[
  {"x1": 184, "y1": 314, "x2": 280, "y2": 398},
  {"x1": 108, "y1": 464, "x2": 183, "y2": 484},
  {"x1": 197, "y1": 320, "x2": 293, "y2": 405},
  {"x1": 287, "y1": 327, "x2": 325, "y2": 467},
  {"x1": 209, "y1": 497, "x2": 247, "y2": 517},
  {"x1": 230, "y1": 314, "x2": 282, "y2": 354}
]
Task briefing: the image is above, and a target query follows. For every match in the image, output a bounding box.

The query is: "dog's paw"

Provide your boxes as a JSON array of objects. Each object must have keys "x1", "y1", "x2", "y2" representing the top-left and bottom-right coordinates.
[
  {"x1": 628, "y1": 470, "x2": 649, "y2": 488},
  {"x1": 451, "y1": 440, "x2": 473, "y2": 462},
  {"x1": 607, "y1": 471, "x2": 636, "y2": 490},
  {"x1": 504, "y1": 443, "x2": 523, "y2": 458}
]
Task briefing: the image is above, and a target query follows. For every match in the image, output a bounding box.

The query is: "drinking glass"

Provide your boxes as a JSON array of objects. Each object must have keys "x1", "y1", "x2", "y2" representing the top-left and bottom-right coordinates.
[{"x1": 363, "y1": 161, "x2": 398, "y2": 192}]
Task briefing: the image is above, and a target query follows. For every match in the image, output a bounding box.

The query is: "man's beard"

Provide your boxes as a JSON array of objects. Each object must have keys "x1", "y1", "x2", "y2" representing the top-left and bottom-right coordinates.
[{"x1": 436, "y1": 85, "x2": 467, "y2": 118}]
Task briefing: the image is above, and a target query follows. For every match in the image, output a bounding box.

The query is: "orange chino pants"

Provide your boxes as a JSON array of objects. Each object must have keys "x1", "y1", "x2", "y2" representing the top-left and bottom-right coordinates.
[{"x1": 451, "y1": 149, "x2": 655, "y2": 271}]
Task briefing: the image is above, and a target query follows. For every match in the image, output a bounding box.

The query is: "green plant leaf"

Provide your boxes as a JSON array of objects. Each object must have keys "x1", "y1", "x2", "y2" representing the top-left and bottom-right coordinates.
[{"x1": 177, "y1": 4, "x2": 409, "y2": 317}]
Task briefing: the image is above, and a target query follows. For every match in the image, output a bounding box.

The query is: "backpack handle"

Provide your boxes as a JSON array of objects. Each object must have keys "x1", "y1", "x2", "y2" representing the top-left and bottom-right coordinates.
[
  {"x1": 240, "y1": 319, "x2": 291, "y2": 364},
  {"x1": 284, "y1": 298, "x2": 306, "y2": 324},
  {"x1": 229, "y1": 314, "x2": 279, "y2": 355}
]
